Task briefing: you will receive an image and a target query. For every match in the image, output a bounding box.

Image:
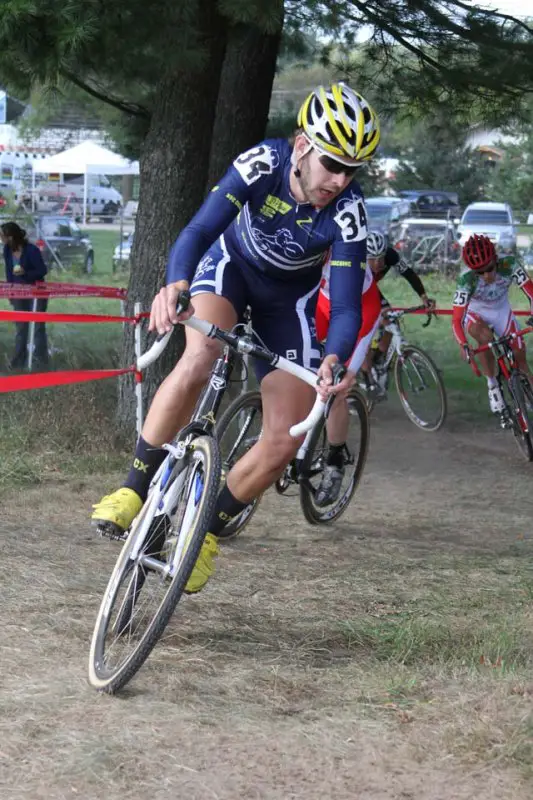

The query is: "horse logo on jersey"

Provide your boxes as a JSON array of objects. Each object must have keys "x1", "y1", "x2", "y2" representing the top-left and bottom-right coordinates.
[
  {"x1": 250, "y1": 227, "x2": 305, "y2": 259},
  {"x1": 334, "y1": 192, "x2": 367, "y2": 244}
]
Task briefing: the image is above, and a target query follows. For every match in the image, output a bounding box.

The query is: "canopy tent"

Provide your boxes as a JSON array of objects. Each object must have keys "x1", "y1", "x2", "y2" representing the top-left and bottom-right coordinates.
[{"x1": 35, "y1": 141, "x2": 139, "y2": 222}]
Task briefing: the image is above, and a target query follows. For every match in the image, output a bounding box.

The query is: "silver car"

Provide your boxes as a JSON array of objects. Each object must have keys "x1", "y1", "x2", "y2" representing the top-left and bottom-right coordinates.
[{"x1": 457, "y1": 201, "x2": 517, "y2": 255}]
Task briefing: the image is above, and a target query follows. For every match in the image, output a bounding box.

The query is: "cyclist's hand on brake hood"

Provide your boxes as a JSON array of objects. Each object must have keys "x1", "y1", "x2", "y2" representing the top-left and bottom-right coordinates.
[
  {"x1": 150, "y1": 280, "x2": 194, "y2": 335},
  {"x1": 317, "y1": 354, "x2": 355, "y2": 401}
]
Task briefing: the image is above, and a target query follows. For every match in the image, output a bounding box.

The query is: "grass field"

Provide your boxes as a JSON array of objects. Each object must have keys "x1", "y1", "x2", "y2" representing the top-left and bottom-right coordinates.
[
  {"x1": 1, "y1": 249, "x2": 531, "y2": 490},
  {"x1": 1, "y1": 244, "x2": 533, "y2": 797},
  {"x1": 0, "y1": 229, "x2": 128, "y2": 487}
]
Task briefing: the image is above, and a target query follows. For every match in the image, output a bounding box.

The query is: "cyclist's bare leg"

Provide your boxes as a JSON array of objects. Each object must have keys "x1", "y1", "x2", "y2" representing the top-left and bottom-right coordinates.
[
  {"x1": 142, "y1": 293, "x2": 238, "y2": 446},
  {"x1": 225, "y1": 370, "x2": 315, "y2": 502},
  {"x1": 513, "y1": 345, "x2": 532, "y2": 378},
  {"x1": 467, "y1": 319, "x2": 496, "y2": 377},
  {"x1": 324, "y1": 391, "x2": 350, "y2": 444}
]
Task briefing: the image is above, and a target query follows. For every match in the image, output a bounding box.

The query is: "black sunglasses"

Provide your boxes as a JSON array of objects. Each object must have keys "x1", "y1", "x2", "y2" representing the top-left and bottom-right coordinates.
[{"x1": 318, "y1": 153, "x2": 360, "y2": 177}]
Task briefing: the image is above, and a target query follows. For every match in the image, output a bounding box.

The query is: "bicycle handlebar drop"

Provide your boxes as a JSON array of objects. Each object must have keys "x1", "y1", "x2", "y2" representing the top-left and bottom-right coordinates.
[{"x1": 135, "y1": 290, "x2": 327, "y2": 438}]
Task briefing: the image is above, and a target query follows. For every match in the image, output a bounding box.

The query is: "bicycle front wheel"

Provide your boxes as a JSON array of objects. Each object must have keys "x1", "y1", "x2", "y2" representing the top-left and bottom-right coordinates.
[
  {"x1": 394, "y1": 345, "x2": 447, "y2": 431},
  {"x1": 299, "y1": 387, "x2": 369, "y2": 525},
  {"x1": 508, "y1": 372, "x2": 533, "y2": 461},
  {"x1": 88, "y1": 435, "x2": 221, "y2": 693},
  {"x1": 215, "y1": 390, "x2": 263, "y2": 539}
]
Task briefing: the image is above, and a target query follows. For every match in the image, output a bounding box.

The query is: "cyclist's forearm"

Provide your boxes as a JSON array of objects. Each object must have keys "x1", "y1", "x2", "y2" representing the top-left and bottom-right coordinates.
[
  {"x1": 166, "y1": 169, "x2": 250, "y2": 283},
  {"x1": 402, "y1": 267, "x2": 425, "y2": 296},
  {"x1": 452, "y1": 305, "x2": 467, "y2": 345},
  {"x1": 324, "y1": 308, "x2": 361, "y2": 363}
]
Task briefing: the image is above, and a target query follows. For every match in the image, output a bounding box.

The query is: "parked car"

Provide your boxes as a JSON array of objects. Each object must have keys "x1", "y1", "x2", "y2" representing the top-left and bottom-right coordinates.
[
  {"x1": 398, "y1": 189, "x2": 460, "y2": 219},
  {"x1": 393, "y1": 217, "x2": 462, "y2": 272},
  {"x1": 365, "y1": 196, "x2": 412, "y2": 236},
  {"x1": 112, "y1": 231, "x2": 133, "y2": 272},
  {"x1": 34, "y1": 215, "x2": 95, "y2": 273},
  {"x1": 457, "y1": 201, "x2": 517, "y2": 255}
]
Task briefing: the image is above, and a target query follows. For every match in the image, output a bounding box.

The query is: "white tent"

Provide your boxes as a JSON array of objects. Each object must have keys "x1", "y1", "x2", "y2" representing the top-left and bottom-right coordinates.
[{"x1": 35, "y1": 140, "x2": 140, "y2": 223}]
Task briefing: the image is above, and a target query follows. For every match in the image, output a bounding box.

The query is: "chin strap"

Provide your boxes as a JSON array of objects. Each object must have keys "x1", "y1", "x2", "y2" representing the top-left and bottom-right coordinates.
[{"x1": 291, "y1": 139, "x2": 314, "y2": 179}]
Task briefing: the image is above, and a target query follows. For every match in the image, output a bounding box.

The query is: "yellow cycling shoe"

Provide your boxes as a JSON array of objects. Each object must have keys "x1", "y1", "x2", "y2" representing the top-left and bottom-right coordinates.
[
  {"x1": 184, "y1": 533, "x2": 219, "y2": 594},
  {"x1": 91, "y1": 487, "x2": 143, "y2": 532}
]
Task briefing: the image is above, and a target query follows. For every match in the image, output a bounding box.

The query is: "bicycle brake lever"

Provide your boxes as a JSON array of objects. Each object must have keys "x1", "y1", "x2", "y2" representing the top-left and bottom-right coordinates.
[
  {"x1": 324, "y1": 363, "x2": 347, "y2": 418},
  {"x1": 331, "y1": 363, "x2": 347, "y2": 384},
  {"x1": 422, "y1": 310, "x2": 437, "y2": 328},
  {"x1": 154, "y1": 289, "x2": 192, "y2": 343}
]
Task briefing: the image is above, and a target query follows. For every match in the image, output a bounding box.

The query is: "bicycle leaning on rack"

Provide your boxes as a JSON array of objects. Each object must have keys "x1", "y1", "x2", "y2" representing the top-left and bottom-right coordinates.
[
  {"x1": 358, "y1": 306, "x2": 447, "y2": 432},
  {"x1": 88, "y1": 291, "x2": 368, "y2": 694},
  {"x1": 466, "y1": 324, "x2": 533, "y2": 460}
]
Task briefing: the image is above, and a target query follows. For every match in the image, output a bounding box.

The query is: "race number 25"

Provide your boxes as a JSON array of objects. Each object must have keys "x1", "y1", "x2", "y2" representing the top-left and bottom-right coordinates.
[{"x1": 453, "y1": 289, "x2": 469, "y2": 306}]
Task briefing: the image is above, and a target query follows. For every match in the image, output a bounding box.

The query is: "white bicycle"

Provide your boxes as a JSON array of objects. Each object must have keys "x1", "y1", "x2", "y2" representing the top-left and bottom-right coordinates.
[
  {"x1": 359, "y1": 306, "x2": 447, "y2": 431},
  {"x1": 88, "y1": 292, "x2": 355, "y2": 693}
]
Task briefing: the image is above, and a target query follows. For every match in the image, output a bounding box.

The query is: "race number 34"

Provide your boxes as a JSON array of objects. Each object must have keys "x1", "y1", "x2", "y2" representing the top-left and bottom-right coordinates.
[
  {"x1": 334, "y1": 199, "x2": 367, "y2": 243},
  {"x1": 234, "y1": 146, "x2": 273, "y2": 185}
]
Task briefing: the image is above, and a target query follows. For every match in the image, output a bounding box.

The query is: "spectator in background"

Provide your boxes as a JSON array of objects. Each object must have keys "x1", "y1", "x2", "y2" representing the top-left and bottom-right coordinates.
[{"x1": 1, "y1": 222, "x2": 49, "y2": 369}]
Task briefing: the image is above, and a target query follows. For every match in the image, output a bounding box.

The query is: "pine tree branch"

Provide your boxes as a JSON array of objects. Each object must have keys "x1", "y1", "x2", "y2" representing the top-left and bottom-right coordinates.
[
  {"x1": 345, "y1": 1, "x2": 446, "y2": 73},
  {"x1": 449, "y1": 0, "x2": 532, "y2": 36},
  {"x1": 59, "y1": 68, "x2": 150, "y2": 119}
]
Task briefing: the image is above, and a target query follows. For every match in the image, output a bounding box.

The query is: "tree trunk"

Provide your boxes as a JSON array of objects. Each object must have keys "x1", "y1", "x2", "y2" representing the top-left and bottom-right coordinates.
[
  {"x1": 117, "y1": 1, "x2": 226, "y2": 439},
  {"x1": 207, "y1": 15, "x2": 283, "y2": 188}
]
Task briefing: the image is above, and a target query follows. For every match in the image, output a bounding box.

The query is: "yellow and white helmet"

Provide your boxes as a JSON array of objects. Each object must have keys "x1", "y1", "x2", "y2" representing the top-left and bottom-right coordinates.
[{"x1": 297, "y1": 83, "x2": 380, "y2": 165}]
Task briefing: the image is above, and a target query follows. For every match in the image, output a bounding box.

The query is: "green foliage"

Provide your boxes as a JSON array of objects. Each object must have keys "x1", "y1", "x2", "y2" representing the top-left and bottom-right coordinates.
[
  {"x1": 316, "y1": 2, "x2": 533, "y2": 122},
  {"x1": 487, "y1": 109, "x2": 533, "y2": 214},
  {"x1": 390, "y1": 108, "x2": 490, "y2": 205}
]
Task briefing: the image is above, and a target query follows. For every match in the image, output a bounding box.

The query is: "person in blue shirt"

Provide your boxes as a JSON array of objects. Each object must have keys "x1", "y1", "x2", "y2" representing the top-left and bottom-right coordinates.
[
  {"x1": 92, "y1": 83, "x2": 381, "y2": 592},
  {"x1": 1, "y1": 222, "x2": 49, "y2": 369}
]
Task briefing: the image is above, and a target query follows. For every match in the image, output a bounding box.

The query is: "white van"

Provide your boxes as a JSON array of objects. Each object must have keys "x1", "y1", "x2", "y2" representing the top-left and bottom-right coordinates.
[{"x1": 33, "y1": 172, "x2": 123, "y2": 217}]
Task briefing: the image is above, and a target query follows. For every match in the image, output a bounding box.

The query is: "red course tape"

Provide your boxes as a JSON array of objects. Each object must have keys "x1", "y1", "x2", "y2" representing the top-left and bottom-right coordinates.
[
  {"x1": 0, "y1": 367, "x2": 136, "y2": 393},
  {"x1": 0, "y1": 281, "x2": 127, "y2": 300},
  {"x1": 0, "y1": 310, "x2": 135, "y2": 324}
]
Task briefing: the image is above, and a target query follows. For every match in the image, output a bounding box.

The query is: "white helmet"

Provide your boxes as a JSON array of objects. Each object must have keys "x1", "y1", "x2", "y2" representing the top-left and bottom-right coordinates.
[
  {"x1": 367, "y1": 230, "x2": 387, "y2": 257},
  {"x1": 297, "y1": 83, "x2": 380, "y2": 166}
]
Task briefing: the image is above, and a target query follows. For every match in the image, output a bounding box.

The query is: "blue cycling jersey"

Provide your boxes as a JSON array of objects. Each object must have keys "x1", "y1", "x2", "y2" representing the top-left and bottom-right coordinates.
[{"x1": 167, "y1": 138, "x2": 368, "y2": 362}]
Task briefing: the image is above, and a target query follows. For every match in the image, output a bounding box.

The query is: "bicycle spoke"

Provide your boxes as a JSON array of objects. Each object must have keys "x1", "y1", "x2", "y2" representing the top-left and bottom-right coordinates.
[
  {"x1": 89, "y1": 436, "x2": 221, "y2": 692},
  {"x1": 508, "y1": 373, "x2": 533, "y2": 461},
  {"x1": 214, "y1": 391, "x2": 263, "y2": 537},
  {"x1": 394, "y1": 346, "x2": 447, "y2": 431},
  {"x1": 299, "y1": 389, "x2": 369, "y2": 524}
]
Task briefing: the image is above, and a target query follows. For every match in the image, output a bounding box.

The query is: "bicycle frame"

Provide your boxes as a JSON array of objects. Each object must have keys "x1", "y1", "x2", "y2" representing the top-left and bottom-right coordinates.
[
  {"x1": 468, "y1": 325, "x2": 533, "y2": 379},
  {"x1": 469, "y1": 326, "x2": 533, "y2": 439},
  {"x1": 378, "y1": 306, "x2": 433, "y2": 373}
]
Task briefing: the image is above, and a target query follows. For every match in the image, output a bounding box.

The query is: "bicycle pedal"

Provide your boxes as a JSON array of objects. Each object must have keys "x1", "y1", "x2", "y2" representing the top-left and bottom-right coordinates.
[
  {"x1": 498, "y1": 412, "x2": 512, "y2": 430},
  {"x1": 94, "y1": 520, "x2": 128, "y2": 542}
]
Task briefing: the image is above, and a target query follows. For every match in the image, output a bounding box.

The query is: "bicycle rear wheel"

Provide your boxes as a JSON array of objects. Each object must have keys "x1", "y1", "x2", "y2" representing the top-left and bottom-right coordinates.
[
  {"x1": 299, "y1": 387, "x2": 369, "y2": 525},
  {"x1": 507, "y1": 372, "x2": 533, "y2": 461},
  {"x1": 394, "y1": 345, "x2": 447, "y2": 431},
  {"x1": 215, "y1": 390, "x2": 263, "y2": 539},
  {"x1": 88, "y1": 435, "x2": 221, "y2": 693}
]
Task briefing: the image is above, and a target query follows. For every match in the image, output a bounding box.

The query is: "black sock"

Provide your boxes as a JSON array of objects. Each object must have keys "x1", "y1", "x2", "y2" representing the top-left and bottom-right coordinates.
[
  {"x1": 326, "y1": 443, "x2": 345, "y2": 468},
  {"x1": 208, "y1": 484, "x2": 250, "y2": 538},
  {"x1": 124, "y1": 435, "x2": 167, "y2": 501}
]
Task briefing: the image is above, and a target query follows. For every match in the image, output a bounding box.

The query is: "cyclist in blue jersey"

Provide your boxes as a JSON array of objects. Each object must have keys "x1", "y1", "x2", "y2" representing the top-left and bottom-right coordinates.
[{"x1": 92, "y1": 83, "x2": 380, "y2": 592}]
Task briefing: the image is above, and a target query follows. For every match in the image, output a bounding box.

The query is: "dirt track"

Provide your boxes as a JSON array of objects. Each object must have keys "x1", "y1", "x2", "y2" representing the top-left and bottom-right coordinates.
[{"x1": 1, "y1": 404, "x2": 533, "y2": 799}]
